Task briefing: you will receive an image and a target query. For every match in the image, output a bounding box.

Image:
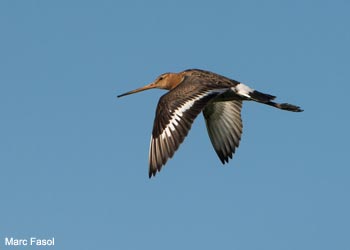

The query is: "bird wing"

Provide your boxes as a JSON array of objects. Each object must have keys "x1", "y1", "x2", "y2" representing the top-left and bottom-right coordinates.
[
  {"x1": 203, "y1": 100, "x2": 243, "y2": 164},
  {"x1": 149, "y1": 79, "x2": 226, "y2": 177}
]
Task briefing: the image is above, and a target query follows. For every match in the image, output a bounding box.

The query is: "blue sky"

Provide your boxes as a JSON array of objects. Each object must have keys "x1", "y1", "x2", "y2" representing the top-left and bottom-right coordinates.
[{"x1": 0, "y1": 1, "x2": 349, "y2": 249}]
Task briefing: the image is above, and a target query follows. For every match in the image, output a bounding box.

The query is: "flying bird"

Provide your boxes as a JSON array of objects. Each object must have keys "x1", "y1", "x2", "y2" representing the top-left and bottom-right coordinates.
[{"x1": 118, "y1": 69, "x2": 303, "y2": 178}]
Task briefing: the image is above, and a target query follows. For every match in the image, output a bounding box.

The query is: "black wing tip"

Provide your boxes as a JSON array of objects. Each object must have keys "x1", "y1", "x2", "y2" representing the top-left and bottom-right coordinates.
[
  {"x1": 148, "y1": 164, "x2": 163, "y2": 178},
  {"x1": 148, "y1": 165, "x2": 157, "y2": 178},
  {"x1": 218, "y1": 153, "x2": 233, "y2": 165},
  {"x1": 148, "y1": 171, "x2": 155, "y2": 178}
]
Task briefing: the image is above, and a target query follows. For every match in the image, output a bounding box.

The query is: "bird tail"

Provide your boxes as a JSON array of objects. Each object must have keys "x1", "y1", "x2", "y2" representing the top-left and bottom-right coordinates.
[{"x1": 249, "y1": 90, "x2": 303, "y2": 112}]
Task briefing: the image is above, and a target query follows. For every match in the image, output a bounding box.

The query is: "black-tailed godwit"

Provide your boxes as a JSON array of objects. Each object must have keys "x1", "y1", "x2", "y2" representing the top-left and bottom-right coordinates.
[{"x1": 118, "y1": 69, "x2": 303, "y2": 178}]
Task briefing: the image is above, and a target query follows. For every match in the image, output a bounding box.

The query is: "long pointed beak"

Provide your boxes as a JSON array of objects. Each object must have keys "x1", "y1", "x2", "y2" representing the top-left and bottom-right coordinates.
[{"x1": 117, "y1": 82, "x2": 156, "y2": 98}]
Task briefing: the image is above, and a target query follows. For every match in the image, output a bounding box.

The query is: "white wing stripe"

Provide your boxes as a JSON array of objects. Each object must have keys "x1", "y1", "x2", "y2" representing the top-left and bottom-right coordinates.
[
  {"x1": 158, "y1": 89, "x2": 226, "y2": 141},
  {"x1": 163, "y1": 127, "x2": 171, "y2": 139},
  {"x1": 169, "y1": 123, "x2": 175, "y2": 131},
  {"x1": 174, "y1": 114, "x2": 181, "y2": 121}
]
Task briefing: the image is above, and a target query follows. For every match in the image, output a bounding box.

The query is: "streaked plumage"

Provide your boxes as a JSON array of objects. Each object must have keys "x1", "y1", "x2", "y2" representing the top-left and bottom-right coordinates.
[{"x1": 118, "y1": 69, "x2": 303, "y2": 178}]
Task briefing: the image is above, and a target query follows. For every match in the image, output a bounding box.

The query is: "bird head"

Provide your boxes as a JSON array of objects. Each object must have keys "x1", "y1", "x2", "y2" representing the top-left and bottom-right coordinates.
[{"x1": 117, "y1": 72, "x2": 184, "y2": 98}]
